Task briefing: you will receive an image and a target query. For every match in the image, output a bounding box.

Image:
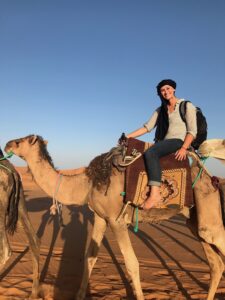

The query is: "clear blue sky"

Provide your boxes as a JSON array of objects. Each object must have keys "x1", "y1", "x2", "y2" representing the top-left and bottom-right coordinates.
[{"x1": 1, "y1": 0, "x2": 225, "y2": 176}]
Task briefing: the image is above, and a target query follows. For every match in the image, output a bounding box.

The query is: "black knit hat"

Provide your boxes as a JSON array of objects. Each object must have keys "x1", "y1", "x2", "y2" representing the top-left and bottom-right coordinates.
[{"x1": 156, "y1": 79, "x2": 176, "y2": 96}]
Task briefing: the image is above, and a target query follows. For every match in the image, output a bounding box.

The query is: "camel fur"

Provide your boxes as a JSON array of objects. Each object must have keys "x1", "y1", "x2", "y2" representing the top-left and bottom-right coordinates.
[
  {"x1": 4, "y1": 134, "x2": 225, "y2": 300},
  {"x1": 0, "y1": 159, "x2": 40, "y2": 299}
]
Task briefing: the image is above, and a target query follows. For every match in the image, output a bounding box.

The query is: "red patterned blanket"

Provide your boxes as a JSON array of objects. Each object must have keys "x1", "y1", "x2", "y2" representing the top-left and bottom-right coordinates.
[{"x1": 125, "y1": 138, "x2": 194, "y2": 208}]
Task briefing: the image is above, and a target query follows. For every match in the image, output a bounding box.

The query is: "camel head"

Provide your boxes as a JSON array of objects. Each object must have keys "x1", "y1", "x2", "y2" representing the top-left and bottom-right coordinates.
[
  {"x1": 5, "y1": 135, "x2": 53, "y2": 166},
  {"x1": 198, "y1": 139, "x2": 225, "y2": 162}
]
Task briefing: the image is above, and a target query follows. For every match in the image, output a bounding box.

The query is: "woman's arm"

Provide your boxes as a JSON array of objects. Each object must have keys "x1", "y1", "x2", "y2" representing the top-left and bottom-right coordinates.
[
  {"x1": 182, "y1": 133, "x2": 195, "y2": 150},
  {"x1": 127, "y1": 127, "x2": 148, "y2": 138},
  {"x1": 127, "y1": 108, "x2": 159, "y2": 139},
  {"x1": 185, "y1": 102, "x2": 197, "y2": 138},
  {"x1": 175, "y1": 133, "x2": 194, "y2": 160},
  {"x1": 175, "y1": 102, "x2": 197, "y2": 160}
]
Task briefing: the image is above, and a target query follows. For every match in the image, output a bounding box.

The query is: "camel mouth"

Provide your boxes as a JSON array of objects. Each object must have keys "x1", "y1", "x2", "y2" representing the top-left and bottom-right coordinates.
[
  {"x1": 4, "y1": 144, "x2": 13, "y2": 154},
  {"x1": 4, "y1": 146, "x2": 15, "y2": 158},
  {"x1": 4, "y1": 146, "x2": 11, "y2": 153}
]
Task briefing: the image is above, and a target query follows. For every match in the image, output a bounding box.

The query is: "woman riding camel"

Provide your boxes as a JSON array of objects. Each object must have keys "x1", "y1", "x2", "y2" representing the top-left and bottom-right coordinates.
[{"x1": 126, "y1": 79, "x2": 197, "y2": 210}]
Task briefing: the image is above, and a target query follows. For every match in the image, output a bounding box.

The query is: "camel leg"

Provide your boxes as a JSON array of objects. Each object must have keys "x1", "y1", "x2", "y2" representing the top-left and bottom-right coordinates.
[
  {"x1": 18, "y1": 195, "x2": 40, "y2": 299},
  {"x1": 109, "y1": 219, "x2": 144, "y2": 300},
  {"x1": 0, "y1": 193, "x2": 11, "y2": 269},
  {"x1": 0, "y1": 224, "x2": 11, "y2": 269},
  {"x1": 201, "y1": 241, "x2": 224, "y2": 300},
  {"x1": 187, "y1": 213, "x2": 224, "y2": 300},
  {"x1": 76, "y1": 213, "x2": 107, "y2": 300}
]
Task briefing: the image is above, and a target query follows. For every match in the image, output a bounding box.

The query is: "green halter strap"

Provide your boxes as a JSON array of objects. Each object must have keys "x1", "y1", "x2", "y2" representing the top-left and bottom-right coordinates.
[
  {"x1": 0, "y1": 151, "x2": 14, "y2": 172},
  {"x1": 0, "y1": 151, "x2": 14, "y2": 161}
]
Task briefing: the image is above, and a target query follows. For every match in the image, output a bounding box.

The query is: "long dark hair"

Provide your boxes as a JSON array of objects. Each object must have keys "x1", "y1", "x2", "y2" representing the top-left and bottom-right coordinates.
[{"x1": 154, "y1": 97, "x2": 169, "y2": 142}]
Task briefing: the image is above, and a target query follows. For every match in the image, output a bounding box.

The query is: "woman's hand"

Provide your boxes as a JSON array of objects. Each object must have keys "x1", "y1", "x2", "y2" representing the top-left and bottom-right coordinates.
[
  {"x1": 118, "y1": 133, "x2": 128, "y2": 145},
  {"x1": 175, "y1": 133, "x2": 194, "y2": 161},
  {"x1": 175, "y1": 147, "x2": 187, "y2": 161}
]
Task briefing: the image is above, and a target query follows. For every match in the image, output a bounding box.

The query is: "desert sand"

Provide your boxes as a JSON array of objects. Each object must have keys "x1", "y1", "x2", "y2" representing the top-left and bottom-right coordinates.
[{"x1": 1, "y1": 167, "x2": 225, "y2": 300}]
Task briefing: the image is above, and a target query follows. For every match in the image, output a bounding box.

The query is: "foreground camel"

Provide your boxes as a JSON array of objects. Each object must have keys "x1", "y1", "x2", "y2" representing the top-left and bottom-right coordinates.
[
  {"x1": 0, "y1": 159, "x2": 40, "y2": 299},
  {"x1": 4, "y1": 134, "x2": 225, "y2": 300}
]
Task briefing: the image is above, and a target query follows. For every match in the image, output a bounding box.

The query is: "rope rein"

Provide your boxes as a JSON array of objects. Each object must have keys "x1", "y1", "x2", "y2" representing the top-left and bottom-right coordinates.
[
  {"x1": 0, "y1": 163, "x2": 12, "y2": 173},
  {"x1": 134, "y1": 207, "x2": 139, "y2": 233},
  {"x1": 50, "y1": 173, "x2": 64, "y2": 226},
  {"x1": 192, "y1": 156, "x2": 209, "y2": 188}
]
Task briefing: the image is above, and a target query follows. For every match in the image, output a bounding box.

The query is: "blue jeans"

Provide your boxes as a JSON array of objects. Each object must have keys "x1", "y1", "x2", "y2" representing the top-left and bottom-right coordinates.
[{"x1": 144, "y1": 139, "x2": 183, "y2": 186}]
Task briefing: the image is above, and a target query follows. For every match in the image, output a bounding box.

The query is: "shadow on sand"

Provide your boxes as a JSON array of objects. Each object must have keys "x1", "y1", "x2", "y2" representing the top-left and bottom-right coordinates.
[
  {"x1": 2, "y1": 192, "x2": 225, "y2": 300},
  {"x1": 26, "y1": 196, "x2": 93, "y2": 300}
]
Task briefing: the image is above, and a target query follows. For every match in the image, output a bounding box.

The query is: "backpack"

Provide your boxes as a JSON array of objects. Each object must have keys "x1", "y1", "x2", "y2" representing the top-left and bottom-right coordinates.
[{"x1": 179, "y1": 100, "x2": 207, "y2": 150}]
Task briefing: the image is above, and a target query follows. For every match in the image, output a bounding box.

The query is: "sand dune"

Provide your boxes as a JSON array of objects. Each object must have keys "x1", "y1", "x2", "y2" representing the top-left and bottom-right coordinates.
[{"x1": 0, "y1": 167, "x2": 225, "y2": 299}]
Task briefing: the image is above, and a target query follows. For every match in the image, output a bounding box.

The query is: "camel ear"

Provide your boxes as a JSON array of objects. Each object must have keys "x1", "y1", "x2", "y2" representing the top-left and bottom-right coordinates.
[
  {"x1": 29, "y1": 135, "x2": 38, "y2": 145},
  {"x1": 44, "y1": 140, "x2": 48, "y2": 145}
]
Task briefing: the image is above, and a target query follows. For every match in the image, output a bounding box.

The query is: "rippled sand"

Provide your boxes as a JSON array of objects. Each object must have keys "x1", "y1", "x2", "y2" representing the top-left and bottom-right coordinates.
[{"x1": 1, "y1": 167, "x2": 225, "y2": 299}]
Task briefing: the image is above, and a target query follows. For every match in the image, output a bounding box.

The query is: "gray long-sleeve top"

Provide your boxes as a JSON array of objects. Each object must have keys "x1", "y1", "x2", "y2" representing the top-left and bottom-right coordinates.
[{"x1": 144, "y1": 99, "x2": 197, "y2": 141}]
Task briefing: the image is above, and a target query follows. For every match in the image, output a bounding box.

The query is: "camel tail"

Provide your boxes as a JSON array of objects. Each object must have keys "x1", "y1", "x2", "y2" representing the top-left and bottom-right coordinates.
[{"x1": 6, "y1": 171, "x2": 21, "y2": 235}]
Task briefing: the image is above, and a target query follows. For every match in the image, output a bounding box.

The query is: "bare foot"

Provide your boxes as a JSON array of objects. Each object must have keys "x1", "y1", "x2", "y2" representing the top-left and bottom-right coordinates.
[{"x1": 140, "y1": 195, "x2": 162, "y2": 210}]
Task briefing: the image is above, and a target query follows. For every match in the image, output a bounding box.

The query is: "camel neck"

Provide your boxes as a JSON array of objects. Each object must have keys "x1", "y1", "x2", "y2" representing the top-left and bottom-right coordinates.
[{"x1": 26, "y1": 154, "x2": 91, "y2": 206}]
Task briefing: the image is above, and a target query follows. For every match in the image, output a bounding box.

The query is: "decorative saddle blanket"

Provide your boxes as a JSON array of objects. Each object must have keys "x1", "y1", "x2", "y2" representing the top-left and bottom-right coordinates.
[{"x1": 124, "y1": 138, "x2": 194, "y2": 208}]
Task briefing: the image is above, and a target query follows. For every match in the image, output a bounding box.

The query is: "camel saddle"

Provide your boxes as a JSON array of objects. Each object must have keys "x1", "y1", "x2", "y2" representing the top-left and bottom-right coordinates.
[{"x1": 124, "y1": 138, "x2": 194, "y2": 209}]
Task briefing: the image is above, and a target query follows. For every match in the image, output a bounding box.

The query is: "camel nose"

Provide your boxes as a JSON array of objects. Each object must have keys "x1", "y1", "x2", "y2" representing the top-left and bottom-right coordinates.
[{"x1": 4, "y1": 144, "x2": 11, "y2": 153}]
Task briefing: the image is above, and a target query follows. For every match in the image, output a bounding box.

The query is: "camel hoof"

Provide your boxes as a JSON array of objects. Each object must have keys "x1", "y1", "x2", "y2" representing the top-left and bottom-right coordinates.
[
  {"x1": 29, "y1": 284, "x2": 43, "y2": 300},
  {"x1": 75, "y1": 289, "x2": 86, "y2": 300}
]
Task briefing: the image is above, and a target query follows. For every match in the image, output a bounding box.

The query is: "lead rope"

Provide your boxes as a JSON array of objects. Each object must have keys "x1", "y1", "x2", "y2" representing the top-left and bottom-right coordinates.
[
  {"x1": 134, "y1": 207, "x2": 139, "y2": 233},
  {"x1": 50, "y1": 173, "x2": 64, "y2": 226},
  {"x1": 0, "y1": 163, "x2": 12, "y2": 173},
  {"x1": 118, "y1": 191, "x2": 139, "y2": 232},
  {"x1": 192, "y1": 156, "x2": 209, "y2": 188}
]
